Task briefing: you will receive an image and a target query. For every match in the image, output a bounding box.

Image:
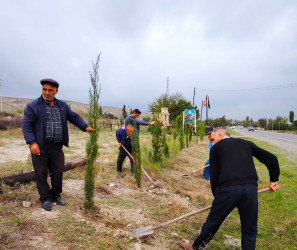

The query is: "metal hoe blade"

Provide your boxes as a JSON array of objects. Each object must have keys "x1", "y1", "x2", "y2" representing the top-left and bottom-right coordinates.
[{"x1": 131, "y1": 226, "x2": 155, "y2": 238}]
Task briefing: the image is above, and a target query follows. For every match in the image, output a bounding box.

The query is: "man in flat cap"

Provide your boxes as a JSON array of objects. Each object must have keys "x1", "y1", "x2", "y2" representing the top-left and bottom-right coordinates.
[{"x1": 22, "y1": 78, "x2": 93, "y2": 211}]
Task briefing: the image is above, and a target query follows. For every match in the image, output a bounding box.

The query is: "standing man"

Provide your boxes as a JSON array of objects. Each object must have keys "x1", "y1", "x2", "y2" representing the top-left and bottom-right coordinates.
[
  {"x1": 125, "y1": 108, "x2": 155, "y2": 134},
  {"x1": 22, "y1": 78, "x2": 93, "y2": 211},
  {"x1": 180, "y1": 127, "x2": 280, "y2": 250},
  {"x1": 116, "y1": 124, "x2": 134, "y2": 174}
]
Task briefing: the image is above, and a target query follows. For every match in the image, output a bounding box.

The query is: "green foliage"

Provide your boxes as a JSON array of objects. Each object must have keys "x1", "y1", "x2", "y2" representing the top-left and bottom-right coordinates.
[
  {"x1": 185, "y1": 125, "x2": 189, "y2": 148},
  {"x1": 148, "y1": 92, "x2": 197, "y2": 123},
  {"x1": 172, "y1": 128, "x2": 177, "y2": 141},
  {"x1": 258, "y1": 118, "x2": 267, "y2": 129},
  {"x1": 289, "y1": 111, "x2": 294, "y2": 123},
  {"x1": 149, "y1": 119, "x2": 163, "y2": 163},
  {"x1": 189, "y1": 125, "x2": 193, "y2": 142},
  {"x1": 98, "y1": 106, "x2": 102, "y2": 115},
  {"x1": 16, "y1": 109, "x2": 23, "y2": 114},
  {"x1": 179, "y1": 130, "x2": 185, "y2": 150},
  {"x1": 102, "y1": 112, "x2": 117, "y2": 119},
  {"x1": 131, "y1": 125, "x2": 142, "y2": 188},
  {"x1": 122, "y1": 105, "x2": 127, "y2": 119},
  {"x1": 143, "y1": 116, "x2": 151, "y2": 122},
  {"x1": 119, "y1": 117, "x2": 124, "y2": 127},
  {"x1": 207, "y1": 115, "x2": 230, "y2": 128},
  {"x1": 198, "y1": 121, "x2": 206, "y2": 141},
  {"x1": 149, "y1": 112, "x2": 169, "y2": 163},
  {"x1": 174, "y1": 113, "x2": 185, "y2": 150},
  {"x1": 162, "y1": 128, "x2": 169, "y2": 159},
  {"x1": 267, "y1": 116, "x2": 290, "y2": 130},
  {"x1": 84, "y1": 54, "x2": 101, "y2": 211}
]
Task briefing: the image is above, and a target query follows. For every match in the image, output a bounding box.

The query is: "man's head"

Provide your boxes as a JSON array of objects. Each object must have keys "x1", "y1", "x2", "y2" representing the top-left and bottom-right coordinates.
[
  {"x1": 132, "y1": 109, "x2": 141, "y2": 118},
  {"x1": 40, "y1": 79, "x2": 59, "y2": 103},
  {"x1": 211, "y1": 127, "x2": 230, "y2": 145},
  {"x1": 125, "y1": 124, "x2": 134, "y2": 136},
  {"x1": 207, "y1": 131, "x2": 212, "y2": 141}
]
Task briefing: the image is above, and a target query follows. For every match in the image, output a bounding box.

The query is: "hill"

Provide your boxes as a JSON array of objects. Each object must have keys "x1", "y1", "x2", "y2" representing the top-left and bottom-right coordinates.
[{"x1": 1, "y1": 97, "x2": 152, "y2": 119}]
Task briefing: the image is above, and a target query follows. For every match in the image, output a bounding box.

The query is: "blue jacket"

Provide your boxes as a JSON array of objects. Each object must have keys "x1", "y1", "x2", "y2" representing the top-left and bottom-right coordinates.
[
  {"x1": 22, "y1": 96, "x2": 88, "y2": 153},
  {"x1": 115, "y1": 128, "x2": 131, "y2": 147}
]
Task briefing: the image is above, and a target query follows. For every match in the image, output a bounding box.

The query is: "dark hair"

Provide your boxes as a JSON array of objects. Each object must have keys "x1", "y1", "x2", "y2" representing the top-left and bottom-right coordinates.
[{"x1": 132, "y1": 109, "x2": 141, "y2": 115}]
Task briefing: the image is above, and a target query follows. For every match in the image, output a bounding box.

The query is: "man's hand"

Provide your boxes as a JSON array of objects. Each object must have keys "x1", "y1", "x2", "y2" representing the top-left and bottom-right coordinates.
[
  {"x1": 30, "y1": 143, "x2": 40, "y2": 156},
  {"x1": 149, "y1": 121, "x2": 156, "y2": 125},
  {"x1": 86, "y1": 126, "x2": 94, "y2": 132},
  {"x1": 269, "y1": 182, "x2": 279, "y2": 192}
]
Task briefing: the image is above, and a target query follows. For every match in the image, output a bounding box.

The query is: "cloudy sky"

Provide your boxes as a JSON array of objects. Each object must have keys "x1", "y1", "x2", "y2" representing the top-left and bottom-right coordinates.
[{"x1": 1, "y1": 0, "x2": 296, "y2": 121}]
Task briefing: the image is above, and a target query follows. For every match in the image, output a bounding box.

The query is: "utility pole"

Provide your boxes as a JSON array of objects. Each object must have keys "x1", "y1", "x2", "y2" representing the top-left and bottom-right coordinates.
[
  {"x1": 166, "y1": 76, "x2": 169, "y2": 96},
  {"x1": 0, "y1": 78, "x2": 3, "y2": 113},
  {"x1": 192, "y1": 87, "x2": 196, "y2": 106}
]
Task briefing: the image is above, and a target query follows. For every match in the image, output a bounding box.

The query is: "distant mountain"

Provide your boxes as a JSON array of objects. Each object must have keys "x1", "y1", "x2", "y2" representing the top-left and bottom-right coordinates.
[{"x1": 2, "y1": 97, "x2": 152, "y2": 119}]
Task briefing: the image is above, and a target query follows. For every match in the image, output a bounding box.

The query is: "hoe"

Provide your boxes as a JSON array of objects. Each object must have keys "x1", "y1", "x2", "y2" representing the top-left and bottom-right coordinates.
[{"x1": 131, "y1": 187, "x2": 270, "y2": 238}]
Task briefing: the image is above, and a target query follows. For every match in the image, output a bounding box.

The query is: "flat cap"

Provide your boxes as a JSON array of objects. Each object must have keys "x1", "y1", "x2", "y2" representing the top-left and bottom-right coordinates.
[{"x1": 40, "y1": 78, "x2": 59, "y2": 88}]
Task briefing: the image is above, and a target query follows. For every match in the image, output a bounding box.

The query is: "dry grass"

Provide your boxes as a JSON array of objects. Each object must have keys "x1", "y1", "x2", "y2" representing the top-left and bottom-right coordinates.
[
  {"x1": 2, "y1": 128, "x2": 294, "y2": 249},
  {"x1": 0, "y1": 128, "x2": 213, "y2": 249}
]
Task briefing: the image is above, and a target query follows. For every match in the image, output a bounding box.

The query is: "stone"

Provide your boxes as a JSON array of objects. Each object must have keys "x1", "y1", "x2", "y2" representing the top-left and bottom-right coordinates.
[{"x1": 23, "y1": 201, "x2": 31, "y2": 207}]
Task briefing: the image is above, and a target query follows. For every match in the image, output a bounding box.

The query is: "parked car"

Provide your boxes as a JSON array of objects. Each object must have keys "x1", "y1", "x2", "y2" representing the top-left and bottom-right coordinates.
[{"x1": 248, "y1": 126, "x2": 254, "y2": 131}]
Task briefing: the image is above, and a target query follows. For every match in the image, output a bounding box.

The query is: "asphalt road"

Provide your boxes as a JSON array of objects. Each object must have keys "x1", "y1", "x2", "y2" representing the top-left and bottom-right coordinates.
[{"x1": 234, "y1": 128, "x2": 297, "y2": 153}]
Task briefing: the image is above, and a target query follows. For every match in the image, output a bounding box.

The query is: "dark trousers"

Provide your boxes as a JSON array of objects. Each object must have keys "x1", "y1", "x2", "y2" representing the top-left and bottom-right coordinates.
[
  {"x1": 193, "y1": 184, "x2": 258, "y2": 250},
  {"x1": 117, "y1": 146, "x2": 134, "y2": 172},
  {"x1": 31, "y1": 142, "x2": 64, "y2": 202}
]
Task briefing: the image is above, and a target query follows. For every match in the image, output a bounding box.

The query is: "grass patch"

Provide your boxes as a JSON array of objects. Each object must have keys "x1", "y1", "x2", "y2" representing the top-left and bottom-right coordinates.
[{"x1": 0, "y1": 129, "x2": 296, "y2": 249}]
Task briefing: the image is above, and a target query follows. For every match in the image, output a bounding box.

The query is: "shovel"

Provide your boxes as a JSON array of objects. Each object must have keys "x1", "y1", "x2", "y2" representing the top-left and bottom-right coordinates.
[
  {"x1": 182, "y1": 164, "x2": 210, "y2": 177},
  {"x1": 121, "y1": 145, "x2": 161, "y2": 188},
  {"x1": 130, "y1": 187, "x2": 270, "y2": 238}
]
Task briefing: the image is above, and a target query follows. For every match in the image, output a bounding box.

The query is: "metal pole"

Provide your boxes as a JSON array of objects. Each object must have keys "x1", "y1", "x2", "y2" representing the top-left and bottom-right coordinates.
[{"x1": 0, "y1": 78, "x2": 3, "y2": 113}]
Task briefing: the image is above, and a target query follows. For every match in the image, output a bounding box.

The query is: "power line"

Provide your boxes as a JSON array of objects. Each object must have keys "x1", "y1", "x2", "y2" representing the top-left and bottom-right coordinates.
[{"x1": 197, "y1": 83, "x2": 297, "y2": 92}]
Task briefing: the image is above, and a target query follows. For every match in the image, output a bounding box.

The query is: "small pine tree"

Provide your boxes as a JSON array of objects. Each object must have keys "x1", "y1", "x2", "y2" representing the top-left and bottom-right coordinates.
[
  {"x1": 199, "y1": 122, "x2": 206, "y2": 141},
  {"x1": 122, "y1": 105, "x2": 127, "y2": 119},
  {"x1": 179, "y1": 129, "x2": 185, "y2": 150},
  {"x1": 189, "y1": 125, "x2": 193, "y2": 142},
  {"x1": 149, "y1": 117, "x2": 163, "y2": 163},
  {"x1": 289, "y1": 111, "x2": 294, "y2": 123},
  {"x1": 162, "y1": 128, "x2": 169, "y2": 158},
  {"x1": 185, "y1": 124, "x2": 189, "y2": 148},
  {"x1": 131, "y1": 123, "x2": 142, "y2": 188},
  {"x1": 172, "y1": 128, "x2": 177, "y2": 141},
  {"x1": 84, "y1": 54, "x2": 101, "y2": 211},
  {"x1": 175, "y1": 113, "x2": 184, "y2": 150}
]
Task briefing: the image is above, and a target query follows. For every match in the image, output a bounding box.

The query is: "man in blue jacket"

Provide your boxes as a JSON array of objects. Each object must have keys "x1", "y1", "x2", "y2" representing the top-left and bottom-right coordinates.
[
  {"x1": 116, "y1": 124, "x2": 134, "y2": 174},
  {"x1": 22, "y1": 78, "x2": 93, "y2": 211}
]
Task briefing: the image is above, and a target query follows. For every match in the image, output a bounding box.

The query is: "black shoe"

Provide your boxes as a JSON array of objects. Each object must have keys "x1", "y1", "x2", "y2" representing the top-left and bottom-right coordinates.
[
  {"x1": 131, "y1": 166, "x2": 135, "y2": 173},
  {"x1": 42, "y1": 200, "x2": 52, "y2": 211},
  {"x1": 54, "y1": 196, "x2": 65, "y2": 205}
]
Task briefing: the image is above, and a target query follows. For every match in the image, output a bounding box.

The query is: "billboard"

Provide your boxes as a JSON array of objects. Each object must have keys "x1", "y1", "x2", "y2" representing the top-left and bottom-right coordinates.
[{"x1": 184, "y1": 109, "x2": 196, "y2": 125}]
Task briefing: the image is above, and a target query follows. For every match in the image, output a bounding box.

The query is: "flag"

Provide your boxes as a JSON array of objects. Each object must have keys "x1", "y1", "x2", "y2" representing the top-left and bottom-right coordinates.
[
  {"x1": 208, "y1": 96, "x2": 211, "y2": 109},
  {"x1": 203, "y1": 96, "x2": 207, "y2": 106}
]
